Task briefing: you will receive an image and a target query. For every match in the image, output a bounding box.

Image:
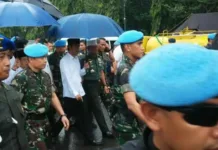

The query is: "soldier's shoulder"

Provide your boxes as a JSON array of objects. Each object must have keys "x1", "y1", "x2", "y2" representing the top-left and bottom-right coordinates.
[
  {"x1": 118, "y1": 61, "x2": 129, "y2": 72},
  {"x1": 2, "y1": 82, "x2": 15, "y2": 91},
  {"x1": 41, "y1": 70, "x2": 51, "y2": 78},
  {"x1": 14, "y1": 70, "x2": 28, "y2": 80}
]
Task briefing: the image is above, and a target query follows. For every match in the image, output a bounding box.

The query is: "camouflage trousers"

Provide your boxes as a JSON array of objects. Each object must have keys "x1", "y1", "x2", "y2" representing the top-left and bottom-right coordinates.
[{"x1": 25, "y1": 116, "x2": 51, "y2": 150}]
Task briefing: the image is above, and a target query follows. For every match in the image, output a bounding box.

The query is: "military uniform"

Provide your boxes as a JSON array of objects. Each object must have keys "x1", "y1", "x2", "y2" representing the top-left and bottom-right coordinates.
[
  {"x1": 11, "y1": 44, "x2": 54, "y2": 150},
  {"x1": 82, "y1": 54, "x2": 111, "y2": 134},
  {"x1": 0, "y1": 83, "x2": 29, "y2": 150},
  {"x1": 111, "y1": 30, "x2": 145, "y2": 144},
  {"x1": 11, "y1": 67, "x2": 52, "y2": 149},
  {"x1": 78, "y1": 50, "x2": 85, "y2": 60},
  {"x1": 98, "y1": 51, "x2": 116, "y2": 119},
  {"x1": 48, "y1": 51, "x2": 64, "y2": 98},
  {"x1": 113, "y1": 56, "x2": 141, "y2": 144},
  {"x1": 0, "y1": 37, "x2": 28, "y2": 150}
]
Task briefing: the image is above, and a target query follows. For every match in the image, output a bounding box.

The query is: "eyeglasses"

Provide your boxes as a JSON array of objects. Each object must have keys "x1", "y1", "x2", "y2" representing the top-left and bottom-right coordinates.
[{"x1": 157, "y1": 104, "x2": 218, "y2": 127}]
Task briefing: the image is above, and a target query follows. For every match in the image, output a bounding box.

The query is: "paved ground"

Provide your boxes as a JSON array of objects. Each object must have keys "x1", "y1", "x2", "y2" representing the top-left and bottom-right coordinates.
[{"x1": 55, "y1": 127, "x2": 119, "y2": 150}]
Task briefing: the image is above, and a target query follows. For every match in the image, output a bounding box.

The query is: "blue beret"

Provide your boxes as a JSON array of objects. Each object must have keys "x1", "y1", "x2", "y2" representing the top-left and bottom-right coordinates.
[
  {"x1": 54, "y1": 40, "x2": 66, "y2": 47},
  {"x1": 24, "y1": 43, "x2": 48, "y2": 58},
  {"x1": 0, "y1": 37, "x2": 16, "y2": 51},
  {"x1": 130, "y1": 43, "x2": 218, "y2": 107},
  {"x1": 118, "y1": 30, "x2": 144, "y2": 44},
  {"x1": 208, "y1": 33, "x2": 216, "y2": 40}
]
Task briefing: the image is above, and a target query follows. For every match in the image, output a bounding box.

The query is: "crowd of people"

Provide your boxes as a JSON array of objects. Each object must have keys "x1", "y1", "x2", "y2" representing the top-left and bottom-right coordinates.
[{"x1": 1, "y1": 30, "x2": 218, "y2": 150}]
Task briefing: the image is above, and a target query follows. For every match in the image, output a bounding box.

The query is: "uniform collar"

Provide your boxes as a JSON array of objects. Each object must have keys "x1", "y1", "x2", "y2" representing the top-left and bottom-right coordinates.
[{"x1": 123, "y1": 55, "x2": 134, "y2": 67}]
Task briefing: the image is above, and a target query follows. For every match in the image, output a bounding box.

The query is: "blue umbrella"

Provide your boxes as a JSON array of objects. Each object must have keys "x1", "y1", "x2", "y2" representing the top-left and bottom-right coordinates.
[
  {"x1": 0, "y1": 2, "x2": 58, "y2": 27},
  {"x1": 0, "y1": 0, "x2": 63, "y2": 19},
  {"x1": 47, "y1": 13, "x2": 123, "y2": 39}
]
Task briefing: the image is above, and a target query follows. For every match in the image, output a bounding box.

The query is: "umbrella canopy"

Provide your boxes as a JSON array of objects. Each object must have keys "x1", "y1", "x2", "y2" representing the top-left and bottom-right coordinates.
[
  {"x1": 0, "y1": 2, "x2": 58, "y2": 27},
  {"x1": 47, "y1": 13, "x2": 124, "y2": 39},
  {"x1": 175, "y1": 12, "x2": 218, "y2": 32},
  {"x1": 0, "y1": 0, "x2": 63, "y2": 19}
]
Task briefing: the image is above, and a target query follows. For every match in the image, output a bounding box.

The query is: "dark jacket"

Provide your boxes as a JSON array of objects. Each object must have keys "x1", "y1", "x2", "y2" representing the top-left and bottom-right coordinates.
[{"x1": 0, "y1": 83, "x2": 28, "y2": 150}]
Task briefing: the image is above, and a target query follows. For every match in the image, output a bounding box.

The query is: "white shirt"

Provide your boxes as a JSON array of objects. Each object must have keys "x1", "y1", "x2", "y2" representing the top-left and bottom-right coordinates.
[
  {"x1": 113, "y1": 46, "x2": 123, "y2": 67},
  {"x1": 60, "y1": 53, "x2": 86, "y2": 98}
]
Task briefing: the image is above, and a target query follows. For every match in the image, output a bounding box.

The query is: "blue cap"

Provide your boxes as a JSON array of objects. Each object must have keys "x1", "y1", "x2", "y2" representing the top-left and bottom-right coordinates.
[
  {"x1": 118, "y1": 30, "x2": 144, "y2": 44},
  {"x1": 0, "y1": 37, "x2": 16, "y2": 51},
  {"x1": 114, "y1": 40, "x2": 120, "y2": 46},
  {"x1": 208, "y1": 33, "x2": 216, "y2": 40},
  {"x1": 54, "y1": 40, "x2": 66, "y2": 47},
  {"x1": 130, "y1": 43, "x2": 218, "y2": 107},
  {"x1": 24, "y1": 43, "x2": 48, "y2": 58}
]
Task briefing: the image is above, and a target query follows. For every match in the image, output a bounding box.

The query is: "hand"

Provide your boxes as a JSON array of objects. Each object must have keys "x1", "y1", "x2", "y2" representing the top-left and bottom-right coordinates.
[
  {"x1": 61, "y1": 115, "x2": 70, "y2": 131},
  {"x1": 104, "y1": 86, "x2": 110, "y2": 94},
  {"x1": 75, "y1": 94, "x2": 82, "y2": 101},
  {"x1": 84, "y1": 62, "x2": 89, "y2": 69}
]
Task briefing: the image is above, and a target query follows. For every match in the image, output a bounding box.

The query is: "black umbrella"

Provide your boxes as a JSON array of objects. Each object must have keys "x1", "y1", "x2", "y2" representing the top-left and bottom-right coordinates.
[{"x1": 0, "y1": 0, "x2": 63, "y2": 19}]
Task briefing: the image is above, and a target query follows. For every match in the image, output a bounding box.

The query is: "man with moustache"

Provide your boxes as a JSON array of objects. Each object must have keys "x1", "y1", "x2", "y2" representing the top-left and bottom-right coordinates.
[
  {"x1": 0, "y1": 37, "x2": 28, "y2": 150},
  {"x1": 11, "y1": 43, "x2": 69, "y2": 150}
]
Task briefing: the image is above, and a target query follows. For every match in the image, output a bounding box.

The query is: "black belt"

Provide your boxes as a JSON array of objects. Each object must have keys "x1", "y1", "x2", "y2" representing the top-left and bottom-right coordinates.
[{"x1": 26, "y1": 113, "x2": 46, "y2": 120}]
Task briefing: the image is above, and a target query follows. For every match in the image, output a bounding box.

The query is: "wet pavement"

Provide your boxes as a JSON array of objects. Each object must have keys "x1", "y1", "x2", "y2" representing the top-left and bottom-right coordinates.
[{"x1": 55, "y1": 127, "x2": 119, "y2": 150}]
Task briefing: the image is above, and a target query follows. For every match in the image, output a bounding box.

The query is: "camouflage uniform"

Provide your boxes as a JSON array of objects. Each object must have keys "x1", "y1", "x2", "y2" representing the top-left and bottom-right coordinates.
[
  {"x1": 11, "y1": 67, "x2": 53, "y2": 150},
  {"x1": 82, "y1": 54, "x2": 111, "y2": 134},
  {"x1": 98, "y1": 51, "x2": 116, "y2": 115},
  {"x1": 113, "y1": 55, "x2": 142, "y2": 144},
  {"x1": 78, "y1": 50, "x2": 85, "y2": 60},
  {"x1": 48, "y1": 51, "x2": 64, "y2": 98}
]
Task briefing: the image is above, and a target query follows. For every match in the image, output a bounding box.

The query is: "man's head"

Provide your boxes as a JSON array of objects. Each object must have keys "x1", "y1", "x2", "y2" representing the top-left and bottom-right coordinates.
[
  {"x1": 0, "y1": 37, "x2": 15, "y2": 80},
  {"x1": 54, "y1": 40, "x2": 67, "y2": 53},
  {"x1": 130, "y1": 44, "x2": 218, "y2": 150},
  {"x1": 168, "y1": 38, "x2": 176, "y2": 43},
  {"x1": 208, "y1": 33, "x2": 216, "y2": 45},
  {"x1": 80, "y1": 40, "x2": 87, "y2": 51},
  {"x1": 118, "y1": 30, "x2": 144, "y2": 62},
  {"x1": 97, "y1": 38, "x2": 107, "y2": 52},
  {"x1": 14, "y1": 37, "x2": 28, "y2": 69},
  {"x1": 87, "y1": 39, "x2": 98, "y2": 55},
  {"x1": 46, "y1": 42, "x2": 53, "y2": 53},
  {"x1": 34, "y1": 36, "x2": 41, "y2": 44},
  {"x1": 67, "y1": 38, "x2": 80, "y2": 56},
  {"x1": 24, "y1": 44, "x2": 48, "y2": 71}
]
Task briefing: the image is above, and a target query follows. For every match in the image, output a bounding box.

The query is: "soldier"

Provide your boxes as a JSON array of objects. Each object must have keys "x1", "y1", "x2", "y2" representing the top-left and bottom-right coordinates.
[
  {"x1": 110, "y1": 43, "x2": 218, "y2": 150},
  {"x1": 47, "y1": 40, "x2": 67, "y2": 138},
  {"x1": 114, "y1": 30, "x2": 145, "y2": 143},
  {"x1": 97, "y1": 38, "x2": 116, "y2": 85},
  {"x1": 82, "y1": 39, "x2": 113, "y2": 140},
  {"x1": 11, "y1": 43, "x2": 69, "y2": 150},
  {"x1": 48, "y1": 39, "x2": 66, "y2": 99},
  {"x1": 206, "y1": 33, "x2": 216, "y2": 49},
  {"x1": 79, "y1": 40, "x2": 86, "y2": 60},
  {"x1": 0, "y1": 37, "x2": 28, "y2": 150},
  {"x1": 3, "y1": 37, "x2": 28, "y2": 84}
]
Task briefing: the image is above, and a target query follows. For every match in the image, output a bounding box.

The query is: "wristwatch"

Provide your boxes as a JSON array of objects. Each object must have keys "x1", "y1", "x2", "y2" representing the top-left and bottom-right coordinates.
[{"x1": 61, "y1": 114, "x2": 67, "y2": 118}]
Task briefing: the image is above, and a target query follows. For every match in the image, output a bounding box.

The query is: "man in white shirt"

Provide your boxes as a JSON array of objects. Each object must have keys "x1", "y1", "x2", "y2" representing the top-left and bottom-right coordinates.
[{"x1": 60, "y1": 38, "x2": 98, "y2": 145}]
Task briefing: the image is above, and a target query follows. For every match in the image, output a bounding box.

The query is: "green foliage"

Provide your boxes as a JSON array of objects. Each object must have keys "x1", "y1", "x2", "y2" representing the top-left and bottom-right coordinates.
[{"x1": 1, "y1": 0, "x2": 218, "y2": 38}]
